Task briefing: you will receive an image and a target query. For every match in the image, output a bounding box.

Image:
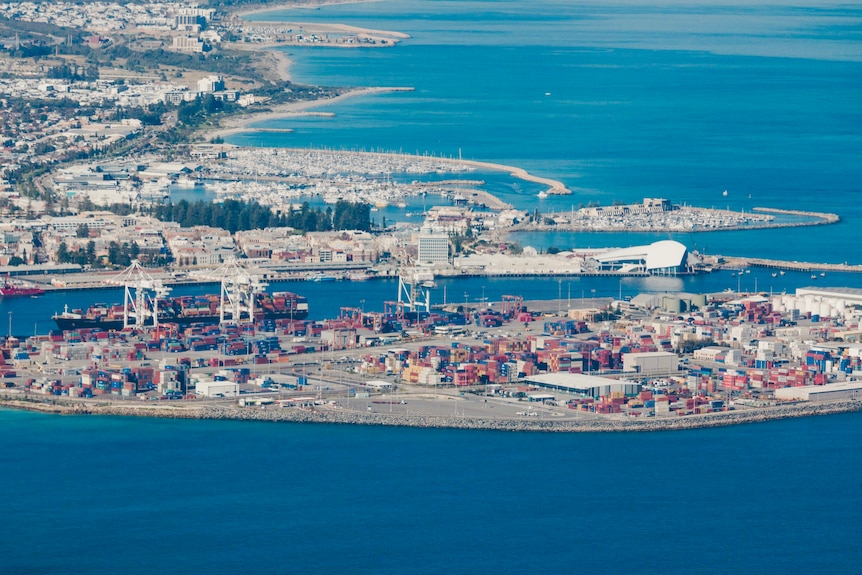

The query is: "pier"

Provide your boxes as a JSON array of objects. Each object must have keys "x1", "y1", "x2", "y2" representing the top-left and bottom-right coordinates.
[
  {"x1": 512, "y1": 205, "x2": 840, "y2": 234},
  {"x1": 717, "y1": 256, "x2": 862, "y2": 274}
]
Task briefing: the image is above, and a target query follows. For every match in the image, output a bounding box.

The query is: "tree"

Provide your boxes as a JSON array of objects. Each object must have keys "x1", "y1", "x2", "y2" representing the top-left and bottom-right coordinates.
[
  {"x1": 85, "y1": 241, "x2": 96, "y2": 265},
  {"x1": 7, "y1": 256, "x2": 24, "y2": 266},
  {"x1": 56, "y1": 241, "x2": 69, "y2": 263},
  {"x1": 76, "y1": 223, "x2": 89, "y2": 238}
]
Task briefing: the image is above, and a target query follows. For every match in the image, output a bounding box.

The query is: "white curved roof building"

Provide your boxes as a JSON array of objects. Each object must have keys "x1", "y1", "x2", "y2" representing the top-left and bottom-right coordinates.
[{"x1": 594, "y1": 240, "x2": 689, "y2": 275}]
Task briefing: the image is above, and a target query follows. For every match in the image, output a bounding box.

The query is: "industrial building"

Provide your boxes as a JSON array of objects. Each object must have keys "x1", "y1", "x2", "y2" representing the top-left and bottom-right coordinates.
[
  {"x1": 523, "y1": 372, "x2": 641, "y2": 398},
  {"x1": 774, "y1": 381, "x2": 862, "y2": 402},
  {"x1": 774, "y1": 287, "x2": 862, "y2": 323},
  {"x1": 594, "y1": 240, "x2": 690, "y2": 275},
  {"x1": 195, "y1": 380, "x2": 240, "y2": 397},
  {"x1": 622, "y1": 351, "x2": 679, "y2": 375}
]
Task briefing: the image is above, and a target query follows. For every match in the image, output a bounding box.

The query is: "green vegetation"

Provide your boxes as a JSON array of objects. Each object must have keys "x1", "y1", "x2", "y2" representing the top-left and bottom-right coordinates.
[
  {"x1": 56, "y1": 239, "x2": 145, "y2": 268},
  {"x1": 148, "y1": 198, "x2": 371, "y2": 233},
  {"x1": 177, "y1": 95, "x2": 230, "y2": 127},
  {"x1": 47, "y1": 63, "x2": 99, "y2": 82},
  {"x1": 98, "y1": 198, "x2": 374, "y2": 234},
  {"x1": 151, "y1": 199, "x2": 287, "y2": 233}
]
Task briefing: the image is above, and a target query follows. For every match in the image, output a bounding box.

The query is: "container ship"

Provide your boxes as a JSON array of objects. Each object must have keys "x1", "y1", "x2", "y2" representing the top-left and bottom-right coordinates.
[
  {"x1": 52, "y1": 291, "x2": 309, "y2": 331},
  {"x1": 0, "y1": 275, "x2": 45, "y2": 297}
]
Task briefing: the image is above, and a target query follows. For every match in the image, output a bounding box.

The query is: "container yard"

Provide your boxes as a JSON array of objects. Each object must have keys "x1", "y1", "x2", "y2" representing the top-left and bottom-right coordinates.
[{"x1": 4, "y1": 284, "x2": 862, "y2": 430}]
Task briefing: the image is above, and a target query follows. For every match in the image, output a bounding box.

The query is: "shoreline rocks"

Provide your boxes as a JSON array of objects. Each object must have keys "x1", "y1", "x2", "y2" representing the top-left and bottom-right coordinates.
[{"x1": 3, "y1": 396, "x2": 861, "y2": 433}]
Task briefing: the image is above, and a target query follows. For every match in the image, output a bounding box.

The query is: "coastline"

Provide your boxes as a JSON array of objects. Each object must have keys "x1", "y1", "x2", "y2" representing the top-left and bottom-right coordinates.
[
  {"x1": 204, "y1": 86, "x2": 415, "y2": 140},
  {"x1": 205, "y1": 1, "x2": 573, "y2": 199},
  {"x1": 231, "y1": 0, "x2": 387, "y2": 22},
  {"x1": 3, "y1": 396, "x2": 860, "y2": 433}
]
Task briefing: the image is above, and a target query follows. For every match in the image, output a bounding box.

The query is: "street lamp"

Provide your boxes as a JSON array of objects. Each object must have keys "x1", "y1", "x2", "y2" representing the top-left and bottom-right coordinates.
[{"x1": 464, "y1": 292, "x2": 469, "y2": 318}]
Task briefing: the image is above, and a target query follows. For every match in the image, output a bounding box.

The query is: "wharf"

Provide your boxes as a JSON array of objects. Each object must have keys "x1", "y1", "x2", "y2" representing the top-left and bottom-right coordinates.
[
  {"x1": 718, "y1": 256, "x2": 862, "y2": 274},
  {"x1": 26, "y1": 263, "x2": 377, "y2": 292},
  {"x1": 442, "y1": 270, "x2": 651, "y2": 279}
]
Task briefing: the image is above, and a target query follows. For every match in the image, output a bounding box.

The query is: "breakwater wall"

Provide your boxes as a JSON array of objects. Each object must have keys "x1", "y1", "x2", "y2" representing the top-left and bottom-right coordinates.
[
  {"x1": 514, "y1": 207, "x2": 839, "y2": 234},
  {"x1": 718, "y1": 256, "x2": 862, "y2": 274},
  {"x1": 3, "y1": 397, "x2": 861, "y2": 433}
]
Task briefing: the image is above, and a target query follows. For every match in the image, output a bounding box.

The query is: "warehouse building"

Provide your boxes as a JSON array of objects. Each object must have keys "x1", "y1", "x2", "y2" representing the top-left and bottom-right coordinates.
[
  {"x1": 195, "y1": 380, "x2": 240, "y2": 398},
  {"x1": 623, "y1": 351, "x2": 679, "y2": 375},
  {"x1": 774, "y1": 381, "x2": 862, "y2": 402},
  {"x1": 524, "y1": 373, "x2": 641, "y2": 398}
]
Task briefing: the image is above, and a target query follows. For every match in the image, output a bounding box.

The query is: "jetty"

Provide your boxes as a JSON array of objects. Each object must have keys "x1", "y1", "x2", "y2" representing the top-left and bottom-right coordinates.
[{"x1": 718, "y1": 256, "x2": 862, "y2": 274}]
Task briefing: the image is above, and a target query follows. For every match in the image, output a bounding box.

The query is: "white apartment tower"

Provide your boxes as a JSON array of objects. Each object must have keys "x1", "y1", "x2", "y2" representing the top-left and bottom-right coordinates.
[{"x1": 417, "y1": 227, "x2": 449, "y2": 265}]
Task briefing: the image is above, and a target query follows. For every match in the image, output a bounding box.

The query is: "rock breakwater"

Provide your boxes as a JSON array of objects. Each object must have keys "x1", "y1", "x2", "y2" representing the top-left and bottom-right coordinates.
[{"x1": 3, "y1": 396, "x2": 861, "y2": 432}]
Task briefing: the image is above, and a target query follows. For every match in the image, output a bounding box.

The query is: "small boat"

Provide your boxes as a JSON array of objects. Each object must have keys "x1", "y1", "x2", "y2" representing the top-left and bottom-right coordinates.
[
  {"x1": 772, "y1": 273, "x2": 777, "y2": 277},
  {"x1": 811, "y1": 274, "x2": 817, "y2": 280},
  {"x1": 779, "y1": 271, "x2": 785, "y2": 276},
  {"x1": 820, "y1": 272, "x2": 826, "y2": 277},
  {"x1": 311, "y1": 273, "x2": 337, "y2": 282},
  {"x1": 537, "y1": 191, "x2": 549, "y2": 199}
]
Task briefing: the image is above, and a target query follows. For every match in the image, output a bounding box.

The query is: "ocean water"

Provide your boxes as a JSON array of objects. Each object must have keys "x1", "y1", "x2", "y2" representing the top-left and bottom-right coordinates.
[
  {"x1": 6, "y1": 4, "x2": 862, "y2": 573},
  {"x1": 237, "y1": 0, "x2": 862, "y2": 263},
  {"x1": 2, "y1": 407, "x2": 861, "y2": 574}
]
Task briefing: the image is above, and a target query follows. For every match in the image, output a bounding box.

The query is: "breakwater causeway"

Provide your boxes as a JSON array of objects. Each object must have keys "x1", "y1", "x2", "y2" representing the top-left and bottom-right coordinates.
[{"x1": 4, "y1": 397, "x2": 860, "y2": 432}]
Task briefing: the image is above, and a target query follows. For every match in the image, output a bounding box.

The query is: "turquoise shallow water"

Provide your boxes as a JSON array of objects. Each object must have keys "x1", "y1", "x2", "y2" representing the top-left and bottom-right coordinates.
[{"x1": 236, "y1": 0, "x2": 862, "y2": 263}]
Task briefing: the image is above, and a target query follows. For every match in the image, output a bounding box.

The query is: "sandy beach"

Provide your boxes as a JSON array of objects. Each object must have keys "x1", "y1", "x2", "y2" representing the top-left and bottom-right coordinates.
[
  {"x1": 203, "y1": 0, "x2": 571, "y2": 200},
  {"x1": 459, "y1": 159, "x2": 572, "y2": 195}
]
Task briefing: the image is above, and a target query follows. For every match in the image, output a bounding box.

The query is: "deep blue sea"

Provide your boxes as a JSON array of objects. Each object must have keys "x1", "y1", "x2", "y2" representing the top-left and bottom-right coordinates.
[
  {"x1": 5, "y1": 2, "x2": 862, "y2": 573},
  {"x1": 2, "y1": 407, "x2": 862, "y2": 574}
]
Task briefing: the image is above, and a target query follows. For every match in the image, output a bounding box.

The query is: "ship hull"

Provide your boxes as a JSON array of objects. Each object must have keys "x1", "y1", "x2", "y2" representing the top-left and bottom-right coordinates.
[
  {"x1": 52, "y1": 291, "x2": 309, "y2": 331},
  {"x1": 53, "y1": 309, "x2": 310, "y2": 331},
  {"x1": 0, "y1": 287, "x2": 45, "y2": 297}
]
